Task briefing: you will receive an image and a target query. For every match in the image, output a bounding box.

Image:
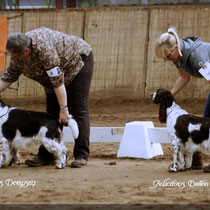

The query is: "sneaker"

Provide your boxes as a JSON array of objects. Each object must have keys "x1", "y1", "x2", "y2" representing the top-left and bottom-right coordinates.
[
  {"x1": 203, "y1": 164, "x2": 210, "y2": 173},
  {"x1": 25, "y1": 155, "x2": 56, "y2": 167},
  {"x1": 70, "y1": 159, "x2": 87, "y2": 168}
]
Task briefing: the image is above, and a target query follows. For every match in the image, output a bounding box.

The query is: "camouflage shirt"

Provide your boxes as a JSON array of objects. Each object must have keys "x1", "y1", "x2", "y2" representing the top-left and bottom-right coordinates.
[{"x1": 2, "y1": 27, "x2": 92, "y2": 93}]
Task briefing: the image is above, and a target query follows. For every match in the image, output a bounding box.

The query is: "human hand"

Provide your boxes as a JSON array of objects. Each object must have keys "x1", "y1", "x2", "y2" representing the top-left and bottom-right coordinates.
[{"x1": 59, "y1": 108, "x2": 70, "y2": 124}]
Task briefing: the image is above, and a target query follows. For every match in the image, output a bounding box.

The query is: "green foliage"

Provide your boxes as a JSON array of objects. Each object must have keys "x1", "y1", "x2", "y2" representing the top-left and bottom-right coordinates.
[
  {"x1": 42, "y1": 0, "x2": 54, "y2": 9},
  {"x1": 7, "y1": 0, "x2": 19, "y2": 9},
  {"x1": 77, "y1": 0, "x2": 98, "y2": 7}
]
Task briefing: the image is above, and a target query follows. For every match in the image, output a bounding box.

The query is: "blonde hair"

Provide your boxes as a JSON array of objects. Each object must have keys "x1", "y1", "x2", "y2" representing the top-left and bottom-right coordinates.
[{"x1": 155, "y1": 27, "x2": 182, "y2": 58}]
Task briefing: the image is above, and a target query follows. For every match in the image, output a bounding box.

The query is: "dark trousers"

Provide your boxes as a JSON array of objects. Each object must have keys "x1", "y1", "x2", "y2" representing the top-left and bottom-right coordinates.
[
  {"x1": 38, "y1": 52, "x2": 94, "y2": 161},
  {"x1": 192, "y1": 91, "x2": 210, "y2": 161},
  {"x1": 203, "y1": 93, "x2": 210, "y2": 117}
]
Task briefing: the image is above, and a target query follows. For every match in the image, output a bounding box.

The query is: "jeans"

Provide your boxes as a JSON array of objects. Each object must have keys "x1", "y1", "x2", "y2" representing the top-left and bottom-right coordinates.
[{"x1": 38, "y1": 52, "x2": 94, "y2": 161}]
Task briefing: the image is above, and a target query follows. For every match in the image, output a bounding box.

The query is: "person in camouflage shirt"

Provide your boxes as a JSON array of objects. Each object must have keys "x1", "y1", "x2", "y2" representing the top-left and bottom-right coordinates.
[{"x1": 1, "y1": 27, "x2": 94, "y2": 168}]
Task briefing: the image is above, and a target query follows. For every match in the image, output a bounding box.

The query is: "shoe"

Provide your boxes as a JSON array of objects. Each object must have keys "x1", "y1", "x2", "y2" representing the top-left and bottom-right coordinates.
[
  {"x1": 203, "y1": 164, "x2": 210, "y2": 173},
  {"x1": 25, "y1": 155, "x2": 56, "y2": 167},
  {"x1": 191, "y1": 152, "x2": 203, "y2": 170},
  {"x1": 70, "y1": 159, "x2": 87, "y2": 168}
]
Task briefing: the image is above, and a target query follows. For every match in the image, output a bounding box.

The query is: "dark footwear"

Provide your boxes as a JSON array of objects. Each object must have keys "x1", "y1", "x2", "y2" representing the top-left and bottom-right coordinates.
[
  {"x1": 25, "y1": 156, "x2": 56, "y2": 167},
  {"x1": 191, "y1": 152, "x2": 203, "y2": 170},
  {"x1": 203, "y1": 164, "x2": 210, "y2": 173},
  {"x1": 70, "y1": 159, "x2": 87, "y2": 168}
]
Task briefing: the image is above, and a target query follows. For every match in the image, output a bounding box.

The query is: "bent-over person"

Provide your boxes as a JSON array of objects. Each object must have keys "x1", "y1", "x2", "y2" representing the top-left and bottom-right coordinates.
[{"x1": 1, "y1": 27, "x2": 94, "y2": 168}]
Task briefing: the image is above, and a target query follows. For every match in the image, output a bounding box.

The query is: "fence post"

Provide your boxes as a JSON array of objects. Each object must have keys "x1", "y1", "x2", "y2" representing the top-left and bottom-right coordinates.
[{"x1": 143, "y1": 8, "x2": 151, "y2": 98}]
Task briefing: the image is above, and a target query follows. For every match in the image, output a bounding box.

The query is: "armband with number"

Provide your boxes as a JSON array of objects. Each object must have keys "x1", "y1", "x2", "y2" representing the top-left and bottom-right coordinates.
[{"x1": 46, "y1": 66, "x2": 62, "y2": 77}]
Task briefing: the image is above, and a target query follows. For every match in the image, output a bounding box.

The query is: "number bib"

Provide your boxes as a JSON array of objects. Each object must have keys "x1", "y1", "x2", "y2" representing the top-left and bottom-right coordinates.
[{"x1": 198, "y1": 62, "x2": 210, "y2": 81}]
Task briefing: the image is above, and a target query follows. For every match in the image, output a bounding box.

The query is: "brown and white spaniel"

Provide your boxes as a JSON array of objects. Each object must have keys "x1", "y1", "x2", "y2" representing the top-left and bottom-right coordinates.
[
  {"x1": 151, "y1": 89, "x2": 210, "y2": 172},
  {"x1": 0, "y1": 100, "x2": 79, "y2": 169}
]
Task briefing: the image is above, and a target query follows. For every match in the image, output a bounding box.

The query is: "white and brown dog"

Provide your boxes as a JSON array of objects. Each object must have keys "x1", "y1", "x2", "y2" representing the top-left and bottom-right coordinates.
[
  {"x1": 151, "y1": 89, "x2": 210, "y2": 172},
  {"x1": 0, "y1": 100, "x2": 79, "y2": 169}
]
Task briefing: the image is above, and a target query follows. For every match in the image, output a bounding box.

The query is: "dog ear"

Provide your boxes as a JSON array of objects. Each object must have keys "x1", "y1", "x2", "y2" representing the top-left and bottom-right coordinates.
[
  {"x1": 159, "y1": 98, "x2": 167, "y2": 123},
  {"x1": 164, "y1": 92, "x2": 174, "y2": 107},
  {"x1": 158, "y1": 90, "x2": 174, "y2": 123}
]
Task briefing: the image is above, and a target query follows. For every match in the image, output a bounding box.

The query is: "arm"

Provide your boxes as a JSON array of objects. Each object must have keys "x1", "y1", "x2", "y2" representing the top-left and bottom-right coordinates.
[
  {"x1": 170, "y1": 68, "x2": 190, "y2": 96},
  {"x1": 0, "y1": 80, "x2": 12, "y2": 92},
  {"x1": 54, "y1": 84, "x2": 70, "y2": 124}
]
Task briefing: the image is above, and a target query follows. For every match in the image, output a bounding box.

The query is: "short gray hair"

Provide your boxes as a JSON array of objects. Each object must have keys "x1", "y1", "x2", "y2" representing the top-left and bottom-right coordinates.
[{"x1": 6, "y1": 33, "x2": 31, "y2": 54}]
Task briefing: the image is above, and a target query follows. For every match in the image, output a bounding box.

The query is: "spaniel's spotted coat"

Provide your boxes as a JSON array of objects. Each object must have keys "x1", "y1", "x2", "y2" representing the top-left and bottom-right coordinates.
[
  {"x1": 0, "y1": 100, "x2": 79, "y2": 169},
  {"x1": 152, "y1": 89, "x2": 210, "y2": 172}
]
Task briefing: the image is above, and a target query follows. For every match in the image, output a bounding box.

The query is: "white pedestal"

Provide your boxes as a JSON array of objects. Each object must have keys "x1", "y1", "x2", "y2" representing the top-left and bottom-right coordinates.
[{"x1": 117, "y1": 121, "x2": 164, "y2": 159}]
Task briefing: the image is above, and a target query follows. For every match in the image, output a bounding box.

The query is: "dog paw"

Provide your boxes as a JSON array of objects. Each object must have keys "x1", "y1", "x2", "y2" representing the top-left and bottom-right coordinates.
[
  {"x1": 185, "y1": 164, "x2": 192, "y2": 170},
  {"x1": 168, "y1": 165, "x2": 177, "y2": 173},
  {"x1": 176, "y1": 164, "x2": 186, "y2": 171},
  {"x1": 185, "y1": 167, "x2": 192, "y2": 170},
  {"x1": 56, "y1": 163, "x2": 64, "y2": 169},
  {"x1": 177, "y1": 167, "x2": 186, "y2": 171},
  {"x1": 56, "y1": 162, "x2": 66, "y2": 169},
  {"x1": 169, "y1": 168, "x2": 177, "y2": 173}
]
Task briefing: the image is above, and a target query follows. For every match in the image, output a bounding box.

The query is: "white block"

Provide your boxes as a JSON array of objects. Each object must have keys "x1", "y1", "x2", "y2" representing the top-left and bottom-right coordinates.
[
  {"x1": 89, "y1": 127, "x2": 124, "y2": 142},
  {"x1": 62, "y1": 127, "x2": 124, "y2": 143},
  {"x1": 148, "y1": 127, "x2": 171, "y2": 143},
  {"x1": 63, "y1": 127, "x2": 75, "y2": 142},
  {"x1": 117, "y1": 121, "x2": 164, "y2": 159}
]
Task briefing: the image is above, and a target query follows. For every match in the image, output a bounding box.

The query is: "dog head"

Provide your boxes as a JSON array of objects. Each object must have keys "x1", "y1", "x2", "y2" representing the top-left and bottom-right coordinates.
[
  {"x1": 151, "y1": 89, "x2": 175, "y2": 123},
  {"x1": 0, "y1": 138, "x2": 13, "y2": 168}
]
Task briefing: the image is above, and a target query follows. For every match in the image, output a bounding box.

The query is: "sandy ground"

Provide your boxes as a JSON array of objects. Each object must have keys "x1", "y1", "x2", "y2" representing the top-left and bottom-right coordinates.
[{"x1": 0, "y1": 96, "x2": 210, "y2": 204}]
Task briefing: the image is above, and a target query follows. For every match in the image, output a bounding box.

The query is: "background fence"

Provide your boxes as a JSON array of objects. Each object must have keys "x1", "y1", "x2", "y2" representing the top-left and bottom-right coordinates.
[{"x1": 0, "y1": 5, "x2": 210, "y2": 99}]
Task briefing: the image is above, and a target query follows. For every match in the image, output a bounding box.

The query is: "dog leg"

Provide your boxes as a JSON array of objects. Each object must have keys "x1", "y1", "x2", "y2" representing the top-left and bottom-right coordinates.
[
  {"x1": 55, "y1": 141, "x2": 69, "y2": 168},
  {"x1": 0, "y1": 142, "x2": 4, "y2": 168},
  {"x1": 42, "y1": 138, "x2": 68, "y2": 169},
  {"x1": 55, "y1": 143, "x2": 68, "y2": 169},
  {"x1": 0, "y1": 153, "x2": 4, "y2": 168},
  {"x1": 177, "y1": 157, "x2": 185, "y2": 171},
  {"x1": 176, "y1": 144, "x2": 185, "y2": 171},
  {"x1": 169, "y1": 136, "x2": 180, "y2": 172},
  {"x1": 61, "y1": 142, "x2": 69, "y2": 165},
  {"x1": 185, "y1": 152, "x2": 193, "y2": 169},
  {"x1": 0, "y1": 137, "x2": 12, "y2": 168},
  {"x1": 11, "y1": 148, "x2": 21, "y2": 165},
  {"x1": 13, "y1": 151, "x2": 21, "y2": 165}
]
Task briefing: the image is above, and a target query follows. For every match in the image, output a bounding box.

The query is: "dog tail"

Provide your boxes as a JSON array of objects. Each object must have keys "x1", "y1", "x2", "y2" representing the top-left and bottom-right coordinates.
[{"x1": 67, "y1": 115, "x2": 79, "y2": 139}]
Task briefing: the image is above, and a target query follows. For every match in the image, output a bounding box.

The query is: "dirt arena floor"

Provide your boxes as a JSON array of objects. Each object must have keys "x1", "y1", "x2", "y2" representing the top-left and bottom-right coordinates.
[{"x1": 1, "y1": 96, "x2": 210, "y2": 205}]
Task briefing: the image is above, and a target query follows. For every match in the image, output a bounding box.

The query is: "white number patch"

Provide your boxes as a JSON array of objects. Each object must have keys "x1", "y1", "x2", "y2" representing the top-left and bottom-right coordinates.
[
  {"x1": 199, "y1": 62, "x2": 210, "y2": 81},
  {"x1": 46, "y1": 67, "x2": 62, "y2": 77}
]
